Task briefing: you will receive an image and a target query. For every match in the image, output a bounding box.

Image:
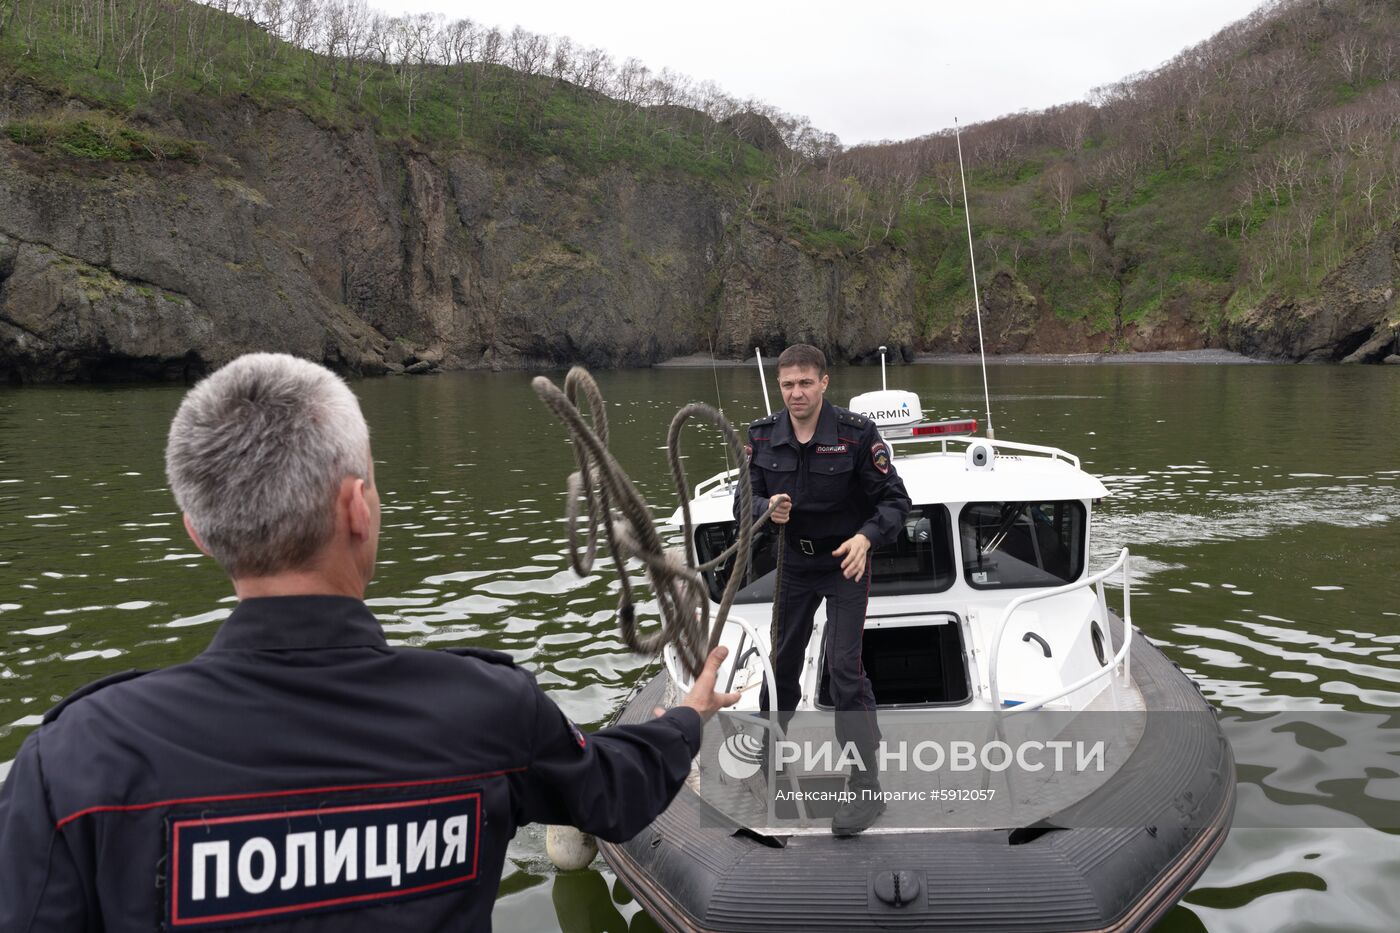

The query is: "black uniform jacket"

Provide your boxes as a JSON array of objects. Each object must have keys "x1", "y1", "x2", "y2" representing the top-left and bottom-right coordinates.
[
  {"x1": 740, "y1": 400, "x2": 912, "y2": 554},
  {"x1": 0, "y1": 596, "x2": 701, "y2": 932}
]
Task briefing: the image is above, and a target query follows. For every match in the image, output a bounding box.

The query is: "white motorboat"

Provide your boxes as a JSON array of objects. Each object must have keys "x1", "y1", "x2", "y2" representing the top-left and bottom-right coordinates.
[{"x1": 599, "y1": 374, "x2": 1235, "y2": 933}]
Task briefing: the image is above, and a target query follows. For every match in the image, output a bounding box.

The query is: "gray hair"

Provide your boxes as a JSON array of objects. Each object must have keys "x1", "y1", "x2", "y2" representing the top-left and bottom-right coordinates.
[{"x1": 165, "y1": 353, "x2": 371, "y2": 578}]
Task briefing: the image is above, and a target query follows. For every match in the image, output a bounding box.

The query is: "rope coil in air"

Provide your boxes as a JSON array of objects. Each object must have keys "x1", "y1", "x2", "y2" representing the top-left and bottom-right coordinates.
[{"x1": 532, "y1": 367, "x2": 775, "y2": 680}]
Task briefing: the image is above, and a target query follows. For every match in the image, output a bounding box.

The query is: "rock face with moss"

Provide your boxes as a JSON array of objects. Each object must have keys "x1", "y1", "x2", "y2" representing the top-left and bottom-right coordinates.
[
  {"x1": 2, "y1": 86, "x2": 1396, "y2": 383},
  {"x1": 1226, "y1": 224, "x2": 1399, "y2": 363},
  {"x1": 0, "y1": 88, "x2": 923, "y2": 382},
  {"x1": 2, "y1": 0, "x2": 1399, "y2": 382},
  {"x1": 0, "y1": 98, "x2": 389, "y2": 381}
]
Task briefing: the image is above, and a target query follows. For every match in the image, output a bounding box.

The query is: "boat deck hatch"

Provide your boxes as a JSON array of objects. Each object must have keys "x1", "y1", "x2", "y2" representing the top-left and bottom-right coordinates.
[{"x1": 819, "y1": 621, "x2": 970, "y2": 707}]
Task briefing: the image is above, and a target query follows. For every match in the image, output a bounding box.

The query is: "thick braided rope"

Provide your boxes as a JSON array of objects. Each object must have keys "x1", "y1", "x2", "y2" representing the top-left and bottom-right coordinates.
[{"x1": 532, "y1": 367, "x2": 772, "y2": 679}]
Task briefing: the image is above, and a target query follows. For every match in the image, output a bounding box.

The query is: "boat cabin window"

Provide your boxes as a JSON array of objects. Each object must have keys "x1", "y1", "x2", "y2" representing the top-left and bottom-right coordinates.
[
  {"x1": 695, "y1": 505, "x2": 955, "y2": 603},
  {"x1": 959, "y1": 501, "x2": 1085, "y2": 589}
]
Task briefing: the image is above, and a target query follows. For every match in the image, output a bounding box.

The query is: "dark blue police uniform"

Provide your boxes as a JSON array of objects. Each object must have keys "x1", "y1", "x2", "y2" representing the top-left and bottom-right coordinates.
[
  {"x1": 0, "y1": 596, "x2": 700, "y2": 932},
  {"x1": 738, "y1": 400, "x2": 911, "y2": 774}
]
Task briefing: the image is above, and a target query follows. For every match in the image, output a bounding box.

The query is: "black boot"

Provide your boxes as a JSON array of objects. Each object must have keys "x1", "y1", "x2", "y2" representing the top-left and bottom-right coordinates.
[{"x1": 831, "y1": 775, "x2": 885, "y2": 837}]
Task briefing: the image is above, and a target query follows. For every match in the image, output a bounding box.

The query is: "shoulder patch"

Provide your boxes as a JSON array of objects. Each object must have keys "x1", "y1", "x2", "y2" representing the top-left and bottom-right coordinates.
[
  {"x1": 749, "y1": 412, "x2": 779, "y2": 428},
  {"x1": 871, "y1": 442, "x2": 891, "y2": 474},
  {"x1": 43, "y1": 669, "x2": 152, "y2": 724},
  {"x1": 568, "y1": 720, "x2": 588, "y2": 749},
  {"x1": 439, "y1": 646, "x2": 517, "y2": 667}
]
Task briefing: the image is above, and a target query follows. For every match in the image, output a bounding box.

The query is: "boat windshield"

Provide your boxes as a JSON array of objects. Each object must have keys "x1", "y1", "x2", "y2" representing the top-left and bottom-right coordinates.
[
  {"x1": 959, "y1": 500, "x2": 1085, "y2": 589},
  {"x1": 694, "y1": 505, "x2": 956, "y2": 603}
]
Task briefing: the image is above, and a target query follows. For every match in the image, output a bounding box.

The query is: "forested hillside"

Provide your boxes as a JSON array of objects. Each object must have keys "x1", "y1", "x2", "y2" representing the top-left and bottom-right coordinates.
[
  {"x1": 835, "y1": 0, "x2": 1400, "y2": 360},
  {"x1": 0, "y1": 0, "x2": 1396, "y2": 381}
]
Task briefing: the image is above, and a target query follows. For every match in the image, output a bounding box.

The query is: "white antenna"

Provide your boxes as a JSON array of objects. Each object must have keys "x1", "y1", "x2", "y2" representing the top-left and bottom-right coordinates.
[
  {"x1": 708, "y1": 335, "x2": 733, "y2": 475},
  {"x1": 878, "y1": 345, "x2": 888, "y2": 390},
  {"x1": 754, "y1": 348, "x2": 773, "y2": 416},
  {"x1": 955, "y1": 118, "x2": 995, "y2": 440}
]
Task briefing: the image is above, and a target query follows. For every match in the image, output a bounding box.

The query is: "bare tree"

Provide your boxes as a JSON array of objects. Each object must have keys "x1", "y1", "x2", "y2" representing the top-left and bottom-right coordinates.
[
  {"x1": 1376, "y1": 37, "x2": 1398, "y2": 82},
  {"x1": 568, "y1": 45, "x2": 611, "y2": 91},
  {"x1": 548, "y1": 34, "x2": 573, "y2": 84},
  {"x1": 506, "y1": 25, "x2": 548, "y2": 76},
  {"x1": 1049, "y1": 103, "x2": 1091, "y2": 153},
  {"x1": 386, "y1": 14, "x2": 434, "y2": 117},
  {"x1": 1334, "y1": 32, "x2": 1370, "y2": 88},
  {"x1": 478, "y1": 26, "x2": 502, "y2": 66},
  {"x1": 128, "y1": 0, "x2": 174, "y2": 91},
  {"x1": 1357, "y1": 160, "x2": 1384, "y2": 227},
  {"x1": 1317, "y1": 103, "x2": 1367, "y2": 154},
  {"x1": 612, "y1": 56, "x2": 649, "y2": 105},
  {"x1": 1266, "y1": 50, "x2": 1314, "y2": 134},
  {"x1": 1043, "y1": 162, "x2": 1075, "y2": 230}
]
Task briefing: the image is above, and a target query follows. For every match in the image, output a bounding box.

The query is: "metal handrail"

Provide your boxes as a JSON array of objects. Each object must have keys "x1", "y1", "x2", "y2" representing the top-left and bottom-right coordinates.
[
  {"x1": 692, "y1": 467, "x2": 742, "y2": 498},
  {"x1": 987, "y1": 547, "x2": 1132, "y2": 711},
  {"x1": 663, "y1": 614, "x2": 811, "y2": 822},
  {"x1": 690, "y1": 429, "x2": 1082, "y2": 502},
  {"x1": 664, "y1": 612, "x2": 776, "y2": 700},
  {"x1": 885, "y1": 434, "x2": 1081, "y2": 469}
]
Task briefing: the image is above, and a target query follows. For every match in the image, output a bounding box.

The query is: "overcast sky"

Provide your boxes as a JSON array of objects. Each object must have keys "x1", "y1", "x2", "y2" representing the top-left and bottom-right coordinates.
[{"x1": 373, "y1": 0, "x2": 1269, "y2": 146}]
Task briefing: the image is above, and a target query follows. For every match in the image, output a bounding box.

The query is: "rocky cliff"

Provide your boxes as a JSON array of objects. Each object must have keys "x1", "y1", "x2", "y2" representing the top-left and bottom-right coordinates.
[
  {"x1": 2, "y1": 83, "x2": 1397, "y2": 384},
  {"x1": 1226, "y1": 224, "x2": 1400, "y2": 364},
  {"x1": 0, "y1": 84, "x2": 925, "y2": 383}
]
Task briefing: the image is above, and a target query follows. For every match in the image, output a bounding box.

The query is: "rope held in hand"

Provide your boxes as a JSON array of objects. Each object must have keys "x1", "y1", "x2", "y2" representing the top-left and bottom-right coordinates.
[{"x1": 532, "y1": 367, "x2": 774, "y2": 680}]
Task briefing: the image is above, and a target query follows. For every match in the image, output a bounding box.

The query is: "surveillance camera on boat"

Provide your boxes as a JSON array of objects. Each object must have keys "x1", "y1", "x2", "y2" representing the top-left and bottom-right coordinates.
[{"x1": 966, "y1": 440, "x2": 995, "y2": 470}]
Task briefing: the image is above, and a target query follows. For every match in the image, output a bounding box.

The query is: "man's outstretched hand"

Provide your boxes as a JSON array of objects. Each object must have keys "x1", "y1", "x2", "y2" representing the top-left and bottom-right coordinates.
[
  {"x1": 675, "y1": 646, "x2": 742, "y2": 722},
  {"x1": 833, "y1": 533, "x2": 871, "y2": 581}
]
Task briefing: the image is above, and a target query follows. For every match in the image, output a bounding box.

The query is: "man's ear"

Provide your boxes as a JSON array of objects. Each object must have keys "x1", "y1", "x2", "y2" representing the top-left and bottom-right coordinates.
[
  {"x1": 345, "y1": 477, "x2": 373, "y2": 540},
  {"x1": 183, "y1": 514, "x2": 212, "y2": 557}
]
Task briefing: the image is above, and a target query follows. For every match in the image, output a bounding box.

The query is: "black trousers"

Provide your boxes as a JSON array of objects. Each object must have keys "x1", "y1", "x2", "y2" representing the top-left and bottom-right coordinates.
[{"x1": 760, "y1": 557, "x2": 882, "y2": 781}]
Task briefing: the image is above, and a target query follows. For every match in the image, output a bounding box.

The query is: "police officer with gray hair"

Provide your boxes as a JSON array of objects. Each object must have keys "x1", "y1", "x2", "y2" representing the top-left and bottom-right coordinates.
[{"x1": 0, "y1": 353, "x2": 738, "y2": 932}]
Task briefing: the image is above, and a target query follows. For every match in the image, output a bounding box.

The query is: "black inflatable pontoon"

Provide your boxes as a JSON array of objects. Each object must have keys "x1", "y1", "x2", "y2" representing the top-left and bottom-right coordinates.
[{"x1": 601, "y1": 617, "x2": 1234, "y2": 933}]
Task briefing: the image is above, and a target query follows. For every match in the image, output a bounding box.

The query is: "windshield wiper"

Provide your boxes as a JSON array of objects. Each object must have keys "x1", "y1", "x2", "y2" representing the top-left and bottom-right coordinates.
[{"x1": 983, "y1": 502, "x2": 1027, "y2": 555}]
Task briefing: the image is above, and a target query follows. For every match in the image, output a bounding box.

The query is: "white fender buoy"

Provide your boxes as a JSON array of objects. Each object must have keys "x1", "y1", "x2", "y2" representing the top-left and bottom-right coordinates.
[{"x1": 546, "y1": 824, "x2": 598, "y2": 871}]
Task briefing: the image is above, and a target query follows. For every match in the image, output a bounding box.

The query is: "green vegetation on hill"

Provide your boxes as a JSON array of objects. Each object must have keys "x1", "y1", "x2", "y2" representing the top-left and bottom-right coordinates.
[
  {"x1": 0, "y1": 0, "x2": 769, "y2": 181},
  {"x1": 1, "y1": 0, "x2": 1397, "y2": 344},
  {"x1": 5, "y1": 111, "x2": 202, "y2": 162},
  {"x1": 834, "y1": 0, "x2": 1400, "y2": 337}
]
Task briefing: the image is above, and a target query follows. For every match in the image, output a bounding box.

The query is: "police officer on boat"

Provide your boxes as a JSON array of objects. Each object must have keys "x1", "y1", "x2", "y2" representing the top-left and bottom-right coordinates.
[
  {"x1": 0, "y1": 352, "x2": 739, "y2": 932},
  {"x1": 739, "y1": 343, "x2": 911, "y2": 835}
]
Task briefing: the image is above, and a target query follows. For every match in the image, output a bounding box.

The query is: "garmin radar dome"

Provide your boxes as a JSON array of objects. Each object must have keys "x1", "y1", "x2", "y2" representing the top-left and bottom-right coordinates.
[
  {"x1": 849, "y1": 345, "x2": 980, "y2": 442},
  {"x1": 849, "y1": 389, "x2": 922, "y2": 428},
  {"x1": 850, "y1": 345, "x2": 923, "y2": 429}
]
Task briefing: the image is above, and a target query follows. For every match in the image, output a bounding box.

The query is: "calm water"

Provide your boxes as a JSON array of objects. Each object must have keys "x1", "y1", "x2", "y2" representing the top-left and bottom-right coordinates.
[{"x1": 2, "y1": 363, "x2": 1398, "y2": 931}]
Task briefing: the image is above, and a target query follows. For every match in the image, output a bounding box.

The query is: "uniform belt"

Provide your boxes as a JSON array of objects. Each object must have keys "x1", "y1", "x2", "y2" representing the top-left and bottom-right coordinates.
[{"x1": 789, "y1": 534, "x2": 847, "y2": 556}]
